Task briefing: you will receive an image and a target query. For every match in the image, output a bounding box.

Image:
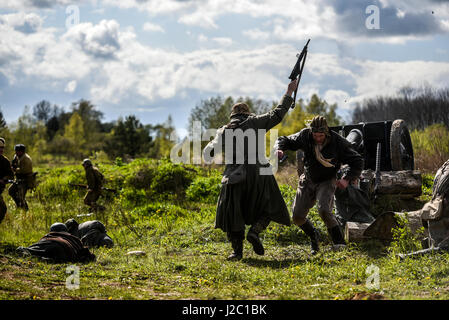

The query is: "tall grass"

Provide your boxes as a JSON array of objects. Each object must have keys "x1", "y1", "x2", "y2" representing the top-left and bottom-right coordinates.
[{"x1": 411, "y1": 124, "x2": 449, "y2": 173}]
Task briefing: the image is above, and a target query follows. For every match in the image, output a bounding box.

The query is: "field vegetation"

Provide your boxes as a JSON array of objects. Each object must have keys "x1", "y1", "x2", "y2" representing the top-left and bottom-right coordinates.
[{"x1": 0, "y1": 158, "x2": 448, "y2": 300}]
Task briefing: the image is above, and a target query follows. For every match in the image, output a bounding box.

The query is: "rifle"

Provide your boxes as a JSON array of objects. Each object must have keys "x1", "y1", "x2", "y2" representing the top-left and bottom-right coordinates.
[
  {"x1": 374, "y1": 143, "x2": 381, "y2": 193},
  {"x1": 288, "y1": 39, "x2": 310, "y2": 109},
  {"x1": 3, "y1": 179, "x2": 23, "y2": 185},
  {"x1": 69, "y1": 183, "x2": 117, "y2": 194}
]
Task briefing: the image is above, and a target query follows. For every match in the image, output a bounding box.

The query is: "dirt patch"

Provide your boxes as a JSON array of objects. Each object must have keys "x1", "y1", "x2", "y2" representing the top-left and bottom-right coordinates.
[{"x1": 349, "y1": 292, "x2": 386, "y2": 300}]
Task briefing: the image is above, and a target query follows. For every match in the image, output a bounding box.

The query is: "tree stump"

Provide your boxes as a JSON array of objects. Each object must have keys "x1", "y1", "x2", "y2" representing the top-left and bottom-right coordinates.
[
  {"x1": 345, "y1": 222, "x2": 371, "y2": 242},
  {"x1": 376, "y1": 170, "x2": 422, "y2": 196}
]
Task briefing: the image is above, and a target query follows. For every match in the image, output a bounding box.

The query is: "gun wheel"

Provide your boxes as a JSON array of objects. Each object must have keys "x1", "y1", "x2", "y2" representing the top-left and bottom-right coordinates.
[{"x1": 390, "y1": 119, "x2": 414, "y2": 171}]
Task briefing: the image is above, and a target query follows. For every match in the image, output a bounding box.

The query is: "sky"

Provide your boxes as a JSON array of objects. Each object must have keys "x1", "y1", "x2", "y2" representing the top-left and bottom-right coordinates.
[{"x1": 0, "y1": 0, "x2": 448, "y2": 137}]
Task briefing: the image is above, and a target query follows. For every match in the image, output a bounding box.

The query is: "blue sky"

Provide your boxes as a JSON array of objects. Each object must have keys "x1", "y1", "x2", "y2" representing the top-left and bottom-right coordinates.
[{"x1": 1, "y1": 0, "x2": 448, "y2": 137}]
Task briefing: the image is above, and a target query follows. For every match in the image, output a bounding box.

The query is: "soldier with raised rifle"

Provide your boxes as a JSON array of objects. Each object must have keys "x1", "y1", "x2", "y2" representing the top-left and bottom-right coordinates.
[{"x1": 204, "y1": 79, "x2": 298, "y2": 261}]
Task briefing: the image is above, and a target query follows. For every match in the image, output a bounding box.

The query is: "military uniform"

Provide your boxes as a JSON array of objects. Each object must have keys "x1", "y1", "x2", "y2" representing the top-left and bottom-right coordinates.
[
  {"x1": 83, "y1": 164, "x2": 104, "y2": 211},
  {"x1": 9, "y1": 152, "x2": 34, "y2": 210},
  {"x1": 16, "y1": 231, "x2": 96, "y2": 263},
  {"x1": 276, "y1": 117, "x2": 364, "y2": 252},
  {"x1": 65, "y1": 218, "x2": 114, "y2": 248},
  {"x1": 204, "y1": 95, "x2": 293, "y2": 259},
  {"x1": 0, "y1": 154, "x2": 14, "y2": 223}
]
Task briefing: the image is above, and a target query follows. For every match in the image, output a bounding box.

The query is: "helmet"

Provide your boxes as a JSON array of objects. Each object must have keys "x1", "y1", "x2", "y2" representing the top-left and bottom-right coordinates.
[
  {"x1": 82, "y1": 159, "x2": 92, "y2": 167},
  {"x1": 309, "y1": 116, "x2": 329, "y2": 135},
  {"x1": 50, "y1": 222, "x2": 68, "y2": 233},
  {"x1": 230, "y1": 103, "x2": 251, "y2": 118},
  {"x1": 64, "y1": 218, "x2": 79, "y2": 234},
  {"x1": 14, "y1": 144, "x2": 26, "y2": 152}
]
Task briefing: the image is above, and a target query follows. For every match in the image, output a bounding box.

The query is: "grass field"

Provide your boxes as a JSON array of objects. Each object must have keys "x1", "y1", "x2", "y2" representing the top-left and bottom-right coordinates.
[{"x1": 0, "y1": 159, "x2": 447, "y2": 300}]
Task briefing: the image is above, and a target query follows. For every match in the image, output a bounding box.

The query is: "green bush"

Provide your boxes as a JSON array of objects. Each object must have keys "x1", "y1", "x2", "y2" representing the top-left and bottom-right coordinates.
[
  {"x1": 389, "y1": 213, "x2": 425, "y2": 255},
  {"x1": 150, "y1": 160, "x2": 196, "y2": 197},
  {"x1": 186, "y1": 176, "x2": 221, "y2": 203},
  {"x1": 142, "y1": 202, "x2": 187, "y2": 217}
]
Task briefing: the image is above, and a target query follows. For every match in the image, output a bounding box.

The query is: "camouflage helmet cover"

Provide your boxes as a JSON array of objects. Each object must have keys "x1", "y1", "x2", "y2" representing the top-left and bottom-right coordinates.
[
  {"x1": 230, "y1": 103, "x2": 251, "y2": 118},
  {"x1": 309, "y1": 116, "x2": 329, "y2": 135}
]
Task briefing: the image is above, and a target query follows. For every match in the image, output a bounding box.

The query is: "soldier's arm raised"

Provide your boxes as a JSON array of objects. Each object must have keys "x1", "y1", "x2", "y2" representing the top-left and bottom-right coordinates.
[{"x1": 251, "y1": 80, "x2": 297, "y2": 131}]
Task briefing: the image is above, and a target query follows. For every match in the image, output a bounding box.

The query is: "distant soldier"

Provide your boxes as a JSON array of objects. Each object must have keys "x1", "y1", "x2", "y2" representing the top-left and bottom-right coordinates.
[
  {"x1": 82, "y1": 159, "x2": 105, "y2": 212},
  {"x1": 65, "y1": 218, "x2": 114, "y2": 248},
  {"x1": 9, "y1": 144, "x2": 35, "y2": 211},
  {"x1": 0, "y1": 138, "x2": 14, "y2": 223}
]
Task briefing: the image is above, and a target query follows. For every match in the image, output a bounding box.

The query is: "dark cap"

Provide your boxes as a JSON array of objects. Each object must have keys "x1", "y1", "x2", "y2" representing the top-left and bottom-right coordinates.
[{"x1": 14, "y1": 144, "x2": 26, "y2": 152}]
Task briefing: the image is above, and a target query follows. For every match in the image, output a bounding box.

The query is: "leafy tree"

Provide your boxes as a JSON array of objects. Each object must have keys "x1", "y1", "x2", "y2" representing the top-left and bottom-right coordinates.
[
  {"x1": 63, "y1": 112, "x2": 86, "y2": 158},
  {"x1": 305, "y1": 94, "x2": 343, "y2": 127},
  {"x1": 9, "y1": 106, "x2": 47, "y2": 161},
  {"x1": 104, "y1": 115, "x2": 153, "y2": 159},
  {"x1": 188, "y1": 96, "x2": 274, "y2": 133},
  {"x1": 0, "y1": 108, "x2": 7, "y2": 130},
  {"x1": 149, "y1": 115, "x2": 175, "y2": 158},
  {"x1": 352, "y1": 86, "x2": 449, "y2": 130},
  {"x1": 33, "y1": 100, "x2": 52, "y2": 123}
]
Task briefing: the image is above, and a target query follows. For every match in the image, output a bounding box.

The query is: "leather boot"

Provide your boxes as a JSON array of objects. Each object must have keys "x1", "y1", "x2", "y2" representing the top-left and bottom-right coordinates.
[
  {"x1": 300, "y1": 219, "x2": 320, "y2": 255},
  {"x1": 328, "y1": 225, "x2": 346, "y2": 250},
  {"x1": 247, "y1": 218, "x2": 270, "y2": 256},
  {"x1": 227, "y1": 231, "x2": 244, "y2": 261}
]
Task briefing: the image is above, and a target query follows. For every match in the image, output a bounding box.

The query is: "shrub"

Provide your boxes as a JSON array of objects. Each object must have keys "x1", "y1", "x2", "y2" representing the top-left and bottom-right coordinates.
[
  {"x1": 150, "y1": 160, "x2": 196, "y2": 197},
  {"x1": 186, "y1": 176, "x2": 221, "y2": 203},
  {"x1": 411, "y1": 124, "x2": 449, "y2": 173},
  {"x1": 389, "y1": 213, "x2": 425, "y2": 255}
]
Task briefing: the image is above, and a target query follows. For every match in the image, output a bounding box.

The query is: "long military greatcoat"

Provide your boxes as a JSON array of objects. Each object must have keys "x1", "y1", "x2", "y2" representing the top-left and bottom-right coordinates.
[{"x1": 204, "y1": 95, "x2": 294, "y2": 233}]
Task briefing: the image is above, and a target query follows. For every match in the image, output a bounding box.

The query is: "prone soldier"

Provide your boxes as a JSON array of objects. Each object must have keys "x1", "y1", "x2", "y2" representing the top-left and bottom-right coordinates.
[
  {"x1": 17, "y1": 222, "x2": 96, "y2": 263},
  {"x1": 65, "y1": 218, "x2": 114, "y2": 248}
]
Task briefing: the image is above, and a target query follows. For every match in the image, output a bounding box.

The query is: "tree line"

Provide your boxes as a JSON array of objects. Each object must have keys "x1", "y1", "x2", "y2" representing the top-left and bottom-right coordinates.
[
  {"x1": 352, "y1": 86, "x2": 449, "y2": 130},
  {"x1": 0, "y1": 100, "x2": 175, "y2": 163}
]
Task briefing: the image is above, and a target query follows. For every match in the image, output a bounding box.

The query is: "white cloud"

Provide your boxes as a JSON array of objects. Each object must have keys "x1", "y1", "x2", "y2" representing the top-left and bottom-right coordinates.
[
  {"x1": 197, "y1": 34, "x2": 208, "y2": 42},
  {"x1": 324, "y1": 89, "x2": 351, "y2": 110},
  {"x1": 212, "y1": 37, "x2": 233, "y2": 47},
  {"x1": 64, "y1": 80, "x2": 77, "y2": 93},
  {"x1": 0, "y1": 0, "x2": 92, "y2": 10},
  {"x1": 0, "y1": 12, "x2": 43, "y2": 33},
  {"x1": 1, "y1": 9, "x2": 449, "y2": 121},
  {"x1": 63, "y1": 19, "x2": 121, "y2": 59},
  {"x1": 353, "y1": 59, "x2": 449, "y2": 102},
  {"x1": 142, "y1": 22, "x2": 164, "y2": 33},
  {"x1": 242, "y1": 28, "x2": 270, "y2": 40}
]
